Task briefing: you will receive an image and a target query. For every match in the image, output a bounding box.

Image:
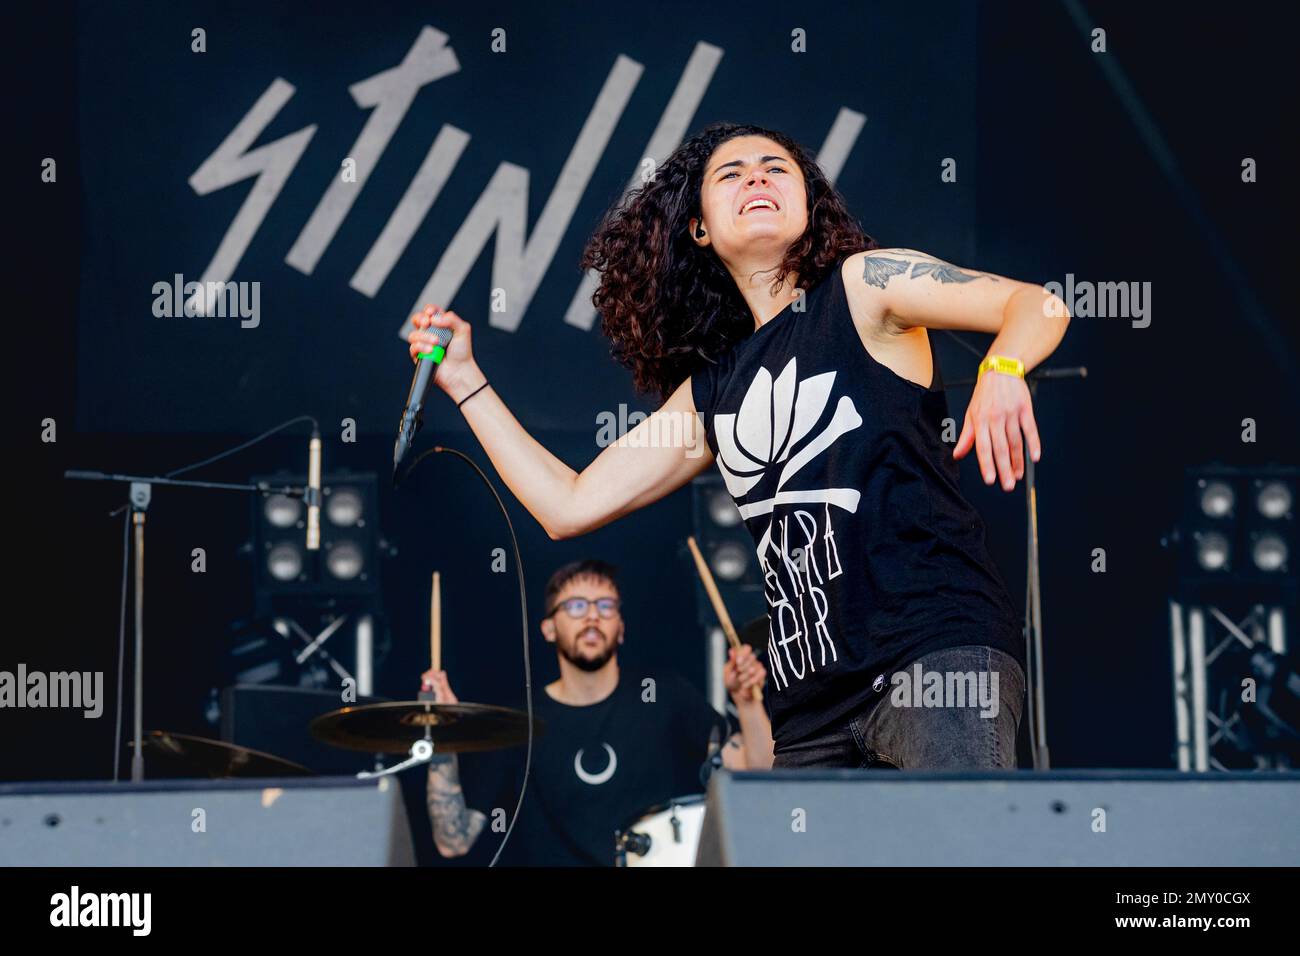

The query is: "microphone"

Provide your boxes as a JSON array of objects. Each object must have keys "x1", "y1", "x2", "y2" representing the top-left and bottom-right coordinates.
[
  {"x1": 394, "y1": 323, "x2": 452, "y2": 475},
  {"x1": 306, "y1": 428, "x2": 322, "y2": 551}
]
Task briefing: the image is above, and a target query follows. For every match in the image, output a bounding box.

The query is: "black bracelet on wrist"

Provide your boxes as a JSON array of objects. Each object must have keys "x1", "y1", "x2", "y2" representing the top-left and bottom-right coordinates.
[{"x1": 457, "y1": 381, "x2": 490, "y2": 409}]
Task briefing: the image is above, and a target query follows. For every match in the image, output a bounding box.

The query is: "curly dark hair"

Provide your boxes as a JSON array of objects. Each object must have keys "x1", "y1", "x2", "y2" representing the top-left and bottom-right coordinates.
[{"x1": 580, "y1": 122, "x2": 877, "y2": 402}]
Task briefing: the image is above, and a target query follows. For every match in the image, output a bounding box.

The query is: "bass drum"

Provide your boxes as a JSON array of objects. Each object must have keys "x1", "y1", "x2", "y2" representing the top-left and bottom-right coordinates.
[{"x1": 615, "y1": 794, "x2": 707, "y2": 867}]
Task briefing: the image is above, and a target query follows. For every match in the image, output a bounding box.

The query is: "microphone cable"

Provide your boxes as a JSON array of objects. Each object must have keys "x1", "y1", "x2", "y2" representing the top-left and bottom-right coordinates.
[{"x1": 398, "y1": 445, "x2": 534, "y2": 868}]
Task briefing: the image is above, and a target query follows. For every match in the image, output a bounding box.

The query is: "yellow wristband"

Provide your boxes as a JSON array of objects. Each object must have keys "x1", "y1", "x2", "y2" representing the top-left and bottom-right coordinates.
[{"x1": 978, "y1": 355, "x2": 1025, "y2": 379}]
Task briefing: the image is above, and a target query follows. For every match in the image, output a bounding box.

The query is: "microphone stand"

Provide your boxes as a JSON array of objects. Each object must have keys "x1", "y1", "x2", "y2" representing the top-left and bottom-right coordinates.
[
  {"x1": 943, "y1": 360, "x2": 1087, "y2": 770},
  {"x1": 64, "y1": 470, "x2": 309, "y2": 782}
]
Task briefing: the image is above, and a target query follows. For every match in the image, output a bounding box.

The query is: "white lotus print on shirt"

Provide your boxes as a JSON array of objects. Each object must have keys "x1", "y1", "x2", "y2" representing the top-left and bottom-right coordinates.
[{"x1": 711, "y1": 357, "x2": 864, "y2": 691}]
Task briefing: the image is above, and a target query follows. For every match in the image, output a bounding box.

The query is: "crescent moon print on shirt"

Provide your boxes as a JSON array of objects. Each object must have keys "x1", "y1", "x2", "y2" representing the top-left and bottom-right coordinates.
[
  {"x1": 573, "y1": 743, "x2": 618, "y2": 785},
  {"x1": 712, "y1": 356, "x2": 863, "y2": 692}
]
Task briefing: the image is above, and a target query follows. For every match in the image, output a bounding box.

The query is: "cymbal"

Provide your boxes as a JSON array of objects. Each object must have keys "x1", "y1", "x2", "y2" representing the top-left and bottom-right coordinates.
[
  {"x1": 133, "y1": 730, "x2": 314, "y2": 778},
  {"x1": 310, "y1": 701, "x2": 543, "y2": 755}
]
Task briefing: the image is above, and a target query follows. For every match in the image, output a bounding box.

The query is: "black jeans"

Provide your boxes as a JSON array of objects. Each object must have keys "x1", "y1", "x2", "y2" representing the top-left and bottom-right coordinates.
[{"x1": 772, "y1": 645, "x2": 1025, "y2": 770}]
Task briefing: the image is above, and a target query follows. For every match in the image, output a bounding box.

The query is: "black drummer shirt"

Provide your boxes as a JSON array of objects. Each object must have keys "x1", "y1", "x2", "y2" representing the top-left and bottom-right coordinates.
[
  {"x1": 465, "y1": 669, "x2": 725, "y2": 867},
  {"x1": 691, "y1": 255, "x2": 1024, "y2": 749}
]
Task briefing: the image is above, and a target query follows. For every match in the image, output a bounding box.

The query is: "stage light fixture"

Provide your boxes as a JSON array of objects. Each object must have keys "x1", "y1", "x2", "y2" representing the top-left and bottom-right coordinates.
[
  {"x1": 264, "y1": 494, "x2": 302, "y2": 528},
  {"x1": 1198, "y1": 479, "x2": 1235, "y2": 519},
  {"x1": 690, "y1": 474, "x2": 766, "y2": 660},
  {"x1": 1193, "y1": 531, "x2": 1231, "y2": 572},
  {"x1": 1256, "y1": 480, "x2": 1293, "y2": 520},
  {"x1": 250, "y1": 472, "x2": 381, "y2": 601},
  {"x1": 711, "y1": 541, "x2": 750, "y2": 582},
  {"x1": 1251, "y1": 533, "x2": 1288, "y2": 573},
  {"x1": 267, "y1": 543, "x2": 305, "y2": 582},
  {"x1": 326, "y1": 487, "x2": 364, "y2": 527},
  {"x1": 326, "y1": 541, "x2": 366, "y2": 581},
  {"x1": 1177, "y1": 467, "x2": 1298, "y2": 590},
  {"x1": 707, "y1": 487, "x2": 743, "y2": 528}
]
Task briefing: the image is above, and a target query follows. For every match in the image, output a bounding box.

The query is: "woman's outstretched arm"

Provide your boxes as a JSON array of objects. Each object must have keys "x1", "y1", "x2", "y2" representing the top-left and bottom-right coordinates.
[{"x1": 407, "y1": 305, "x2": 714, "y2": 540}]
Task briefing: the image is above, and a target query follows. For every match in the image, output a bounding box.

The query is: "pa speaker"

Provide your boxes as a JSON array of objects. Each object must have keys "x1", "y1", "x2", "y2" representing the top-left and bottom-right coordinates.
[
  {"x1": 0, "y1": 777, "x2": 414, "y2": 866},
  {"x1": 696, "y1": 769, "x2": 1300, "y2": 866}
]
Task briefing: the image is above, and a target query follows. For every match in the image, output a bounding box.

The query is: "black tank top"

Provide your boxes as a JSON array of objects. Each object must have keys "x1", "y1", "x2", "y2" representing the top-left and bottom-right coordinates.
[{"x1": 691, "y1": 256, "x2": 1023, "y2": 746}]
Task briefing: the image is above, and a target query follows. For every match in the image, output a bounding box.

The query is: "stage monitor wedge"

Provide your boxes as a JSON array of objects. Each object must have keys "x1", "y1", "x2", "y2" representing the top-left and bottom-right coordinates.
[
  {"x1": 696, "y1": 769, "x2": 1300, "y2": 866},
  {"x1": 0, "y1": 777, "x2": 413, "y2": 867}
]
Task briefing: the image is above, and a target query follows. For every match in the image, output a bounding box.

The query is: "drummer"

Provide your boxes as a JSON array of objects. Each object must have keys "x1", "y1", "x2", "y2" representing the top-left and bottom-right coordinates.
[{"x1": 423, "y1": 558, "x2": 773, "y2": 866}]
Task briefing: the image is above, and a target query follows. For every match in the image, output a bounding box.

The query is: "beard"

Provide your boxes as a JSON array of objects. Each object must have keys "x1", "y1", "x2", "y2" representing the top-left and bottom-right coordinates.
[{"x1": 557, "y1": 627, "x2": 620, "y2": 672}]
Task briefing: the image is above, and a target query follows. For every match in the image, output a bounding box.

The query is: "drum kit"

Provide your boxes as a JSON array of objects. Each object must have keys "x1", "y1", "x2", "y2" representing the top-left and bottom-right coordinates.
[
  {"x1": 70, "y1": 432, "x2": 753, "y2": 867},
  {"x1": 128, "y1": 542, "x2": 755, "y2": 866},
  {"x1": 136, "y1": 571, "x2": 542, "y2": 779},
  {"x1": 135, "y1": 701, "x2": 538, "y2": 776},
  {"x1": 615, "y1": 795, "x2": 708, "y2": 867},
  {"x1": 137, "y1": 721, "x2": 708, "y2": 867}
]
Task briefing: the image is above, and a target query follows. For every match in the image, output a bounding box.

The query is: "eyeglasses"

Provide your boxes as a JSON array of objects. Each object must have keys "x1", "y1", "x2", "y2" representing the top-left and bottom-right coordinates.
[{"x1": 546, "y1": 597, "x2": 621, "y2": 620}]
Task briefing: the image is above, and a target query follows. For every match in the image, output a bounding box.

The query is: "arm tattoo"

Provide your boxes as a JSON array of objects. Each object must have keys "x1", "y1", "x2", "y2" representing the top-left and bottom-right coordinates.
[
  {"x1": 911, "y1": 259, "x2": 983, "y2": 283},
  {"x1": 861, "y1": 255, "x2": 912, "y2": 289},
  {"x1": 427, "y1": 758, "x2": 487, "y2": 857},
  {"x1": 862, "y1": 249, "x2": 999, "y2": 289}
]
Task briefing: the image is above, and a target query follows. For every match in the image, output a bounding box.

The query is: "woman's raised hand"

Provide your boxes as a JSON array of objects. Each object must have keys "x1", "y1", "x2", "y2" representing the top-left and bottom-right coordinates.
[{"x1": 407, "y1": 303, "x2": 485, "y2": 403}]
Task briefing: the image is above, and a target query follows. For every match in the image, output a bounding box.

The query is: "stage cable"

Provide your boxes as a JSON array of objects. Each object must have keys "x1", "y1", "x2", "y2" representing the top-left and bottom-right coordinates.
[
  {"x1": 400, "y1": 445, "x2": 534, "y2": 868},
  {"x1": 164, "y1": 414, "x2": 319, "y2": 479}
]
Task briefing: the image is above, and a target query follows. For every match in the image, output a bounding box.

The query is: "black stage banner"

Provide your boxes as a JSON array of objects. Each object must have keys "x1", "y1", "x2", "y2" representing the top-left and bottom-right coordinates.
[{"x1": 72, "y1": 0, "x2": 976, "y2": 434}]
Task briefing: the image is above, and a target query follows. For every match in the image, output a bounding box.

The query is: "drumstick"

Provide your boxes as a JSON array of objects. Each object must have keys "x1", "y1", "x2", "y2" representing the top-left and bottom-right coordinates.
[
  {"x1": 431, "y1": 571, "x2": 442, "y2": 673},
  {"x1": 686, "y1": 536, "x2": 762, "y2": 703}
]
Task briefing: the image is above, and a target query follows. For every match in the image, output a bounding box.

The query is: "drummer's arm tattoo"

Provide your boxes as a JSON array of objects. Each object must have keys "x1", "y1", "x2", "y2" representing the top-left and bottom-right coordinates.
[{"x1": 427, "y1": 756, "x2": 487, "y2": 857}]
